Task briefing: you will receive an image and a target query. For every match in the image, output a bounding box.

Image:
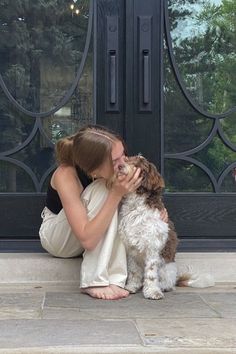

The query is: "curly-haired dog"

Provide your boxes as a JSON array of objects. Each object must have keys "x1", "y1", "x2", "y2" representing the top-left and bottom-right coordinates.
[{"x1": 118, "y1": 155, "x2": 214, "y2": 300}]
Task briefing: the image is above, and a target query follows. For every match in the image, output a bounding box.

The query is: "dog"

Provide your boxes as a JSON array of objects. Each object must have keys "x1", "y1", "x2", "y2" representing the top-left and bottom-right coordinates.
[{"x1": 118, "y1": 155, "x2": 214, "y2": 300}]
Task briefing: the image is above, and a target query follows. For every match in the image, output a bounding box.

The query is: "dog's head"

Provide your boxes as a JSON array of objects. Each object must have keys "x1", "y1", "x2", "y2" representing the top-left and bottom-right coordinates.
[
  {"x1": 106, "y1": 160, "x2": 134, "y2": 189},
  {"x1": 121, "y1": 155, "x2": 165, "y2": 194}
]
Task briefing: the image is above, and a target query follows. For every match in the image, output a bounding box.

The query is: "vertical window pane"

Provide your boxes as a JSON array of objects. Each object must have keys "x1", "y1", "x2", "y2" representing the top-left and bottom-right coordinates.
[
  {"x1": 0, "y1": 0, "x2": 91, "y2": 113},
  {"x1": 43, "y1": 44, "x2": 93, "y2": 143},
  {"x1": 167, "y1": 0, "x2": 236, "y2": 114},
  {"x1": 165, "y1": 0, "x2": 236, "y2": 193},
  {"x1": 0, "y1": 161, "x2": 35, "y2": 192},
  {"x1": 0, "y1": 88, "x2": 34, "y2": 153}
]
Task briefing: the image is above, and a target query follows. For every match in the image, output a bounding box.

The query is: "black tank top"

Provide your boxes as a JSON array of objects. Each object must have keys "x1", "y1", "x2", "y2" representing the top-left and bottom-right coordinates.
[{"x1": 45, "y1": 166, "x2": 92, "y2": 214}]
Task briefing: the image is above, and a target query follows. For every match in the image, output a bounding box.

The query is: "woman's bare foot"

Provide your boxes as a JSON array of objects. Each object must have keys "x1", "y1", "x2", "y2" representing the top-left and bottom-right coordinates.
[
  {"x1": 81, "y1": 285, "x2": 129, "y2": 300},
  {"x1": 81, "y1": 286, "x2": 121, "y2": 300},
  {"x1": 110, "y1": 284, "x2": 129, "y2": 298}
]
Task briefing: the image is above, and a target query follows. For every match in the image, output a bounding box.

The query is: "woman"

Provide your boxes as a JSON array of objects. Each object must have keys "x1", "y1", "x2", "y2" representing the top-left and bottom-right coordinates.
[
  {"x1": 39, "y1": 124, "x2": 167, "y2": 300},
  {"x1": 39, "y1": 124, "x2": 142, "y2": 300}
]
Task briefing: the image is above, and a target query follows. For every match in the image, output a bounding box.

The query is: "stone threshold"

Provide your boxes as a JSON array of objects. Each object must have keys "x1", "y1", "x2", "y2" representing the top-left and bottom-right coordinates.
[
  {"x1": 0, "y1": 252, "x2": 235, "y2": 283},
  {"x1": 0, "y1": 347, "x2": 235, "y2": 354}
]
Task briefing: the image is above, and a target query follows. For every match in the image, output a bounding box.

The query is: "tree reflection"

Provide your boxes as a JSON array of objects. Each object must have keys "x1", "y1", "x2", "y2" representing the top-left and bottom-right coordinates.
[
  {"x1": 0, "y1": 0, "x2": 90, "y2": 113},
  {"x1": 168, "y1": 0, "x2": 235, "y2": 114},
  {"x1": 0, "y1": 0, "x2": 92, "y2": 192},
  {"x1": 165, "y1": 0, "x2": 236, "y2": 192}
]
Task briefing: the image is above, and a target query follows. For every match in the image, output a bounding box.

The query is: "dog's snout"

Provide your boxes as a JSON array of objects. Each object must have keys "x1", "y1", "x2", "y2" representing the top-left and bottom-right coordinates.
[{"x1": 117, "y1": 163, "x2": 133, "y2": 176}]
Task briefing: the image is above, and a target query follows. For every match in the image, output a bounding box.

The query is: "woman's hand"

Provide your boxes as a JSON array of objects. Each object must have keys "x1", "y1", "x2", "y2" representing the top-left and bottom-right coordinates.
[{"x1": 111, "y1": 167, "x2": 142, "y2": 197}]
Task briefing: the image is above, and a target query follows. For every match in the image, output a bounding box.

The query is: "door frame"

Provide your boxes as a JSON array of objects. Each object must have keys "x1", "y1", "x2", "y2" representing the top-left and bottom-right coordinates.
[{"x1": 1, "y1": 0, "x2": 235, "y2": 252}]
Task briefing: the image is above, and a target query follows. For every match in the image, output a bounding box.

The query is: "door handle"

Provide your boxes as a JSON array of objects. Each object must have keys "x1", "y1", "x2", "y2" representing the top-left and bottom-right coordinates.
[
  {"x1": 143, "y1": 50, "x2": 150, "y2": 104},
  {"x1": 106, "y1": 16, "x2": 119, "y2": 111},
  {"x1": 139, "y1": 16, "x2": 152, "y2": 111},
  {"x1": 109, "y1": 50, "x2": 116, "y2": 104}
]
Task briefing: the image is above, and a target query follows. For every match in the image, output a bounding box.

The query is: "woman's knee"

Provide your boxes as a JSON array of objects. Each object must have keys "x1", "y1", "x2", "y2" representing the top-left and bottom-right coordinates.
[{"x1": 41, "y1": 237, "x2": 82, "y2": 258}]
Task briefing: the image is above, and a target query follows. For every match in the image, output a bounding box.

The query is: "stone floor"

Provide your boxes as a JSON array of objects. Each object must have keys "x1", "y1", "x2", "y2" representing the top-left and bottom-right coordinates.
[{"x1": 0, "y1": 282, "x2": 235, "y2": 353}]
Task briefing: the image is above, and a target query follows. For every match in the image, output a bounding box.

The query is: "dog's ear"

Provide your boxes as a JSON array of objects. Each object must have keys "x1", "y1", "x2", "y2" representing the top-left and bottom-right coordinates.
[{"x1": 141, "y1": 162, "x2": 165, "y2": 192}]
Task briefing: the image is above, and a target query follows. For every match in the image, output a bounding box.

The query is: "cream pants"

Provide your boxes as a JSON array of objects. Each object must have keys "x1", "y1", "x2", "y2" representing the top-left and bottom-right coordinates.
[{"x1": 39, "y1": 179, "x2": 127, "y2": 288}]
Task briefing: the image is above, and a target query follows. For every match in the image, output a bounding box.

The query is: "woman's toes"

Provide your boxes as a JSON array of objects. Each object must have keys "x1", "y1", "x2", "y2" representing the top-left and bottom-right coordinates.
[
  {"x1": 110, "y1": 284, "x2": 129, "y2": 298},
  {"x1": 81, "y1": 286, "x2": 120, "y2": 300}
]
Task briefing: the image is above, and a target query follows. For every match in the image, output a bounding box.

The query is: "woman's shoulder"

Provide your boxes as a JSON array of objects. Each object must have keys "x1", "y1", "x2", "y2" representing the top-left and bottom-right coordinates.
[
  {"x1": 52, "y1": 165, "x2": 78, "y2": 188},
  {"x1": 56, "y1": 164, "x2": 76, "y2": 175}
]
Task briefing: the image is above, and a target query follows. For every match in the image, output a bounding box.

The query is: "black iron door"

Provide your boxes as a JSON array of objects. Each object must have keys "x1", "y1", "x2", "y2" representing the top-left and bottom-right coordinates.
[
  {"x1": 0, "y1": 0, "x2": 235, "y2": 251},
  {"x1": 95, "y1": 0, "x2": 162, "y2": 168},
  {"x1": 96, "y1": 0, "x2": 236, "y2": 251},
  {"x1": 0, "y1": 0, "x2": 94, "y2": 251}
]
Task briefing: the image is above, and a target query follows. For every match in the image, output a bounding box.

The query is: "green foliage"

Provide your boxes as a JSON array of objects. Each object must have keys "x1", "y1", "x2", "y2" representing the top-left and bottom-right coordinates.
[
  {"x1": 165, "y1": 0, "x2": 236, "y2": 192},
  {"x1": 0, "y1": 0, "x2": 91, "y2": 191},
  {"x1": 0, "y1": 0, "x2": 90, "y2": 112}
]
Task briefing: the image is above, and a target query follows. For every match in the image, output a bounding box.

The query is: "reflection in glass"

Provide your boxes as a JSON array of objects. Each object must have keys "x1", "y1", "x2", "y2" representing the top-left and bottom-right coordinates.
[
  {"x1": 43, "y1": 43, "x2": 93, "y2": 143},
  {"x1": 164, "y1": 42, "x2": 213, "y2": 154},
  {"x1": 193, "y1": 134, "x2": 236, "y2": 179},
  {"x1": 11, "y1": 131, "x2": 54, "y2": 181},
  {"x1": 168, "y1": 0, "x2": 236, "y2": 114},
  {"x1": 165, "y1": 159, "x2": 213, "y2": 192},
  {"x1": 220, "y1": 113, "x2": 236, "y2": 147},
  {"x1": 0, "y1": 0, "x2": 90, "y2": 113},
  {"x1": 221, "y1": 167, "x2": 236, "y2": 192},
  {"x1": 0, "y1": 161, "x2": 35, "y2": 192},
  {"x1": 0, "y1": 88, "x2": 35, "y2": 153}
]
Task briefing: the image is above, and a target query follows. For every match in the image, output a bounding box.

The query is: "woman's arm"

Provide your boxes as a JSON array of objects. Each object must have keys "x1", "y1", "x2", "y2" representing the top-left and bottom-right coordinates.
[{"x1": 53, "y1": 165, "x2": 140, "y2": 251}]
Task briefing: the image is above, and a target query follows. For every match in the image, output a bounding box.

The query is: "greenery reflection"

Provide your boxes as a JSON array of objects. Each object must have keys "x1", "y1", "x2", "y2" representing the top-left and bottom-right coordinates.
[
  {"x1": 0, "y1": 87, "x2": 34, "y2": 153},
  {"x1": 193, "y1": 135, "x2": 236, "y2": 179},
  {"x1": 43, "y1": 46, "x2": 93, "y2": 143},
  {"x1": 0, "y1": 160, "x2": 35, "y2": 192},
  {"x1": 165, "y1": 159, "x2": 213, "y2": 192},
  {"x1": 168, "y1": 0, "x2": 236, "y2": 114},
  {"x1": 0, "y1": 1, "x2": 92, "y2": 192},
  {"x1": 164, "y1": 42, "x2": 213, "y2": 154},
  {"x1": 165, "y1": 0, "x2": 236, "y2": 192},
  {"x1": 0, "y1": 0, "x2": 90, "y2": 113}
]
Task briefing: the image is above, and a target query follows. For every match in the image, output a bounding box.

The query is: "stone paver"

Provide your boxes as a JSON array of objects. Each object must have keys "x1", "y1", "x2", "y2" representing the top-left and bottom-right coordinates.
[
  {"x1": 44, "y1": 291, "x2": 219, "y2": 319},
  {"x1": 0, "y1": 293, "x2": 44, "y2": 319},
  {"x1": 0, "y1": 283, "x2": 235, "y2": 353},
  {"x1": 200, "y1": 292, "x2": 236, "y2": 318},
  {"x1": 136, "y1": 318, "x2": 236, "y2": 348},
  {"x1": 0, "y1": 319, "x2": 142, "y2": 348}
]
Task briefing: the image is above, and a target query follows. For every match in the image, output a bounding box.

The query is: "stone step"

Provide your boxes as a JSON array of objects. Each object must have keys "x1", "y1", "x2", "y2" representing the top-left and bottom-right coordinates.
[
  {"x1": 1, "y1": 252, "x2": 236, "y2": 283},
  {"x1": 0, "y1": 345, "x2": 235, "y2": 353},
  {"x1": 0, "y1": 282, "x2": 235, "y2": 354}
]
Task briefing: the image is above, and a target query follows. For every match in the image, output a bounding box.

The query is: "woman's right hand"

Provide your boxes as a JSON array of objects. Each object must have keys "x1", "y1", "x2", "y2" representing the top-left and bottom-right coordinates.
[{"x1": 110, "y1": 167, "x2": 142, "y2": 197}]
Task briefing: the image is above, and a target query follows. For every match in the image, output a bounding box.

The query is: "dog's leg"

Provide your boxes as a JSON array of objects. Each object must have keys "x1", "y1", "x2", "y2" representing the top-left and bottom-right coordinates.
[
  {"x1": 159, "y1": 261, "x2": 177, "y2": 292},
  {"x1": 143, "y1": 251, "x2": 164, "y2": 300},
  {"x1": 125, "y1": 250, "x2": 143, "y2": 293}
]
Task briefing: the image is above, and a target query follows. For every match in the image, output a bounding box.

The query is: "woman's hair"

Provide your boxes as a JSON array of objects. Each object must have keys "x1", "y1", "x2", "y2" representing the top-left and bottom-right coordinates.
[
  {"x1": 55, "y1": 134, "x2": 75, "y2": 166},
  {"x1": 55, "y1": 124, "x2": 127, "y2": 175}
]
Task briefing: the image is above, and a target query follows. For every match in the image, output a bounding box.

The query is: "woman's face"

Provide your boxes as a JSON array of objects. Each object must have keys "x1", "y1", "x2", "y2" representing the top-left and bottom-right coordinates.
[
  {"x1": 111, "y1": 140, "x2": 126, "y2": 173},
  {"x1": 93, "y1": 140, "x2": 126, "y2": 179}
]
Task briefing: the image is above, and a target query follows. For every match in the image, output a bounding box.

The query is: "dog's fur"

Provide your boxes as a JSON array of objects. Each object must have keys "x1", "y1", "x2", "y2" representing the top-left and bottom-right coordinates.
[{"x1": 118, "y1": 155, "x2": 181, "y2": 300}]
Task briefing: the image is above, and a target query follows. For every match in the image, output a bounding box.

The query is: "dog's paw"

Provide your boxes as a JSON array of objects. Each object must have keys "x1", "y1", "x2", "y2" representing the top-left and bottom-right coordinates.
[
  {"x1": 162, "y1": 286, "x2": 175, "y2": 292},
  {"x1": 125, "y1": 282, "x2": 141, "y2": 293},
  {"x1": 160, "y1": 283, "x2": 175, "y2": 292},
  {"x1": 143, "y1": 287, "x2": 164, "y2": 300}
]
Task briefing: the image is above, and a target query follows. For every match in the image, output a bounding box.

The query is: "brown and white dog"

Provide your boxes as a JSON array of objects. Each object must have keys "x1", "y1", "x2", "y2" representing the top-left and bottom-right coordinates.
[{"x1": 118, "y1": 155, "x2": 214, "y2": 300}]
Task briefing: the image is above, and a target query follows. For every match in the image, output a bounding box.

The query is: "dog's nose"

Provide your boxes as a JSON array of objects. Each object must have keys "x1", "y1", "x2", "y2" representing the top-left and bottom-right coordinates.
[{"x1": 117, "y1": 164, "x2": 129, "y2": 175}]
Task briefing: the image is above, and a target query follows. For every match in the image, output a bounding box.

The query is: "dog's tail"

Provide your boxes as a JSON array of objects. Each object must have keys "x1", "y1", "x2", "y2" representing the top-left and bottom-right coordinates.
[{"x1": 176, "y1": 265, "x2": 215, "y2": 288}]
